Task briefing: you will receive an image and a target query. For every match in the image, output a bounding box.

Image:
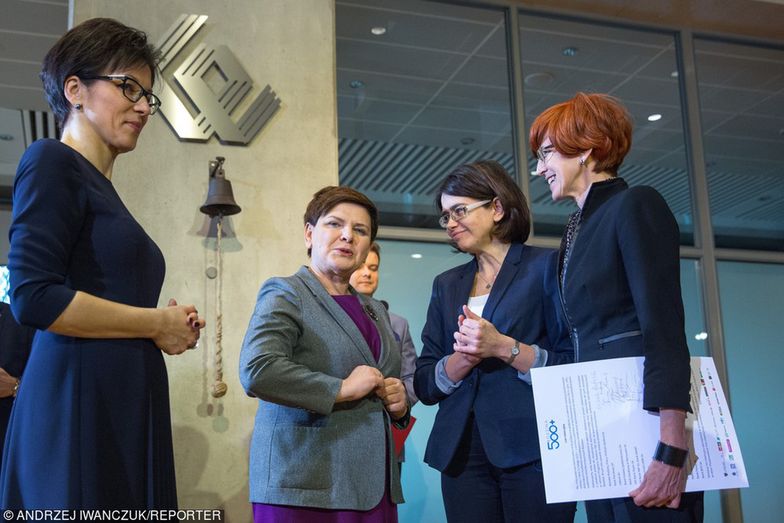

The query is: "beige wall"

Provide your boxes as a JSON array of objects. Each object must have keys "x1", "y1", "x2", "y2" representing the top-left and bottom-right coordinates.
[{"x1": 72, "y1": 1, "x2": 337, "y2": 520}]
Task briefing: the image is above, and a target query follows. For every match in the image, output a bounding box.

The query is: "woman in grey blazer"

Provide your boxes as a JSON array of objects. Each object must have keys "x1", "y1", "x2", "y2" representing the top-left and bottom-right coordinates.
[{"x1": 240, "y1": 186, "x2": 409, "y2": 522}]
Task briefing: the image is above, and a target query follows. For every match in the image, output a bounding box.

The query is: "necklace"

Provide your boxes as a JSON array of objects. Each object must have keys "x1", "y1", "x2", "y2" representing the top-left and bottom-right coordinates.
[{"x1": 476, "y1": 266, "x2": 498, "y2": 290}]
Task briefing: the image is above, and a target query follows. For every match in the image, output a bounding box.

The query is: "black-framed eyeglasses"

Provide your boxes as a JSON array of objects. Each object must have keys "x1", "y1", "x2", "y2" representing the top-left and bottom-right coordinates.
[
  {"x1": 80, "y1": 75, "x2": 161, "y2": 115},
  {"x1": 536, "y1": 145, "x2": 556, "y2": 164},
  {"x1": 438, "y1": 199, "x2": 492, "y2": 228}
]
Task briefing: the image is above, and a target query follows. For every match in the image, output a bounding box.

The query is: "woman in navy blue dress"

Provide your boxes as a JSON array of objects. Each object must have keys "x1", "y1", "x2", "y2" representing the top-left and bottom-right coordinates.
[{"x1": 1, "y1": 18, "x2": 205, "y2": 508}]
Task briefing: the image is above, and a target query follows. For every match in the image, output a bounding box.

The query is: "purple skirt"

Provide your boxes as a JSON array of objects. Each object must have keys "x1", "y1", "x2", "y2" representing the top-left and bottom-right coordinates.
[{"x1": 252, "y1": 488, "x2": 398, "y2": 523}]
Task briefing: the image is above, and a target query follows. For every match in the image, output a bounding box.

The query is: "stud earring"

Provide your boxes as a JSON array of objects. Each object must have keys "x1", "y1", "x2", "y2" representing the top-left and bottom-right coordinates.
[
  {"x1": 579, "y1": 157, "x2": 585, "y2": 166},
  {"x1": 74, "y1": 103, "x2": 82, "y2": 111}
]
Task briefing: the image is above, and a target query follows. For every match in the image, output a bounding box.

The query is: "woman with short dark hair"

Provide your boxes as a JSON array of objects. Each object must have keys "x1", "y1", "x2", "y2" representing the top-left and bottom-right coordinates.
[
  {"x1": 240, "y1": 186, "x2": 407, "y2": 522},
  {"x1": 1, "y1": 18, "x2": 204, "y2": 508},
  {"x1": 414, "y1": 160, "x2": 575, "y2": 522},
  {"x1": 530, "y1": 92, "x2": 703, "y2": 522}
]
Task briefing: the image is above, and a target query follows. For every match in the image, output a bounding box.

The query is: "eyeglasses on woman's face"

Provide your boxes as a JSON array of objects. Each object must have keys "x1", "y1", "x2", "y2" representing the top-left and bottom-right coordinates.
[
  {"x1": 80, "y1": 74, "x2": 161, "y2": 115},
  {"x1": 536, "y1": 144, "x2": 556, "y2": 165},
  {"x1": 438, "y1": 199, "x2": 492, "y2": 228}
]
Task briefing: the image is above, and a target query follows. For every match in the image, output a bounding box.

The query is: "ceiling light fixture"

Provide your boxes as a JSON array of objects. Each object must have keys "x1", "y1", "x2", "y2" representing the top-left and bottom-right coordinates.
[
  {"x1": 524, "y1": 72, "x2": 555, "y2": 88},
  {"x1": 411, "y1": 253, "x2": 423, "y2": 259},
  {"x1": 562, "y1": 46, "x2": 578, "y2": 57},
  {"x1": 694, "y1": 332, "x2": 708, "y2": 341},
  {"x1": 349, "y1": 80, "x2": 365, "y2": 89},
  {"x1": 671, "y1": 71, "x2": 679, "y2": 78},
  {"x1": 0, "y1": 134, "x2": 14, "y2": 141},
  {"x1": 460, "y1": 137, "x2": 475, "y2": 146},
  {"x1": 371, "y1": 26, "x2": 386, "y2": 36},
  {"x1": 647, "y1": 114, "x2": 662, "y2": 122}
]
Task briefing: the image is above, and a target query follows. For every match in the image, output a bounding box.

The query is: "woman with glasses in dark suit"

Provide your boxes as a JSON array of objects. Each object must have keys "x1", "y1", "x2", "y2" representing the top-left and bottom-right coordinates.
[
  {"x1": 1, "y1": 18, "x2": 204, "y2": 509},
  {"x1": 414, "y1": 160, "x2": 575, "y2": 523},
  {"x1": 530, "y1": 92, "x2": 703, "y2": 522}
]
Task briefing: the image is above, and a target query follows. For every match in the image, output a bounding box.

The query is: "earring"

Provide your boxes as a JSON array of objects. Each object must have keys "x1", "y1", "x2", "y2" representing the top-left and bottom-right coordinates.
[
  {"x1": 74, "y1": 103, "x2": 82, "y2": 111},
  {"x1": 579, "y1": 157, "x2": 585, "y2": 166}
]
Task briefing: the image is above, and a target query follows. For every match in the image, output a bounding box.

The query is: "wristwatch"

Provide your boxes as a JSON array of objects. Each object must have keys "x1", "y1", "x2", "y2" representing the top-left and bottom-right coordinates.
[{"x1": 507, "y1": 340, "x2": 520, "y2": 364}]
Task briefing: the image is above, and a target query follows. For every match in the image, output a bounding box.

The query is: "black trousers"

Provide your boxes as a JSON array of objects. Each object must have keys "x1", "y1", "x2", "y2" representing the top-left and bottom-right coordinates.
[
  {"x1": 586, "y1": 491, "x2": 704, "y2": 523},
  {"x1": 441, "y1": 419, "x2": 576, "y2": 523}
]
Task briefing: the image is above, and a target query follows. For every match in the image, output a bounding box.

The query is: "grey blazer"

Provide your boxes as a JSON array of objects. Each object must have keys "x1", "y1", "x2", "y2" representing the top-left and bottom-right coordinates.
[{"x1": 239, "y1": 266, "x2": 404, "y2": 510}]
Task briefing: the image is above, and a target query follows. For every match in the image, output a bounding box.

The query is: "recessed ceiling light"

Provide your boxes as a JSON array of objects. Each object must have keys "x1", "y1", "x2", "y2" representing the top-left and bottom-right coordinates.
[
  {"x1": 349, "y1": 80, "x2": 365, "y2": 89},
  {"x1": 371, "y1": 26, "x2": 386, "y2": 36},
  {"x1": 411, "y1": 253, "x2": 423, "y2": 259},
  {"x1": 524, "y1": 72, "x2": 555, "y2": 88},
  {"x1": 671, "y1": 71, "x2": 679, "y2": 78},
  {"x1": 694, "y1": 332, "x2": 708, "y2": 341},
  {"x1": 647, "y1": 114, "x2": 662, "y2": 122},
  {"x1": 561, "y1": 46, "x2": 578, "y2": 57},
  {"x1": 0, "y1": 134, "x2": 13, "y2": 141}
]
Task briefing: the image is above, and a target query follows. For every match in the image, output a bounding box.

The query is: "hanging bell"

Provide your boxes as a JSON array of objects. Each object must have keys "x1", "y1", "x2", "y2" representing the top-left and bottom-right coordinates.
[{"x1": 200, "y1": 156, "x2": 241, "y2": 217}]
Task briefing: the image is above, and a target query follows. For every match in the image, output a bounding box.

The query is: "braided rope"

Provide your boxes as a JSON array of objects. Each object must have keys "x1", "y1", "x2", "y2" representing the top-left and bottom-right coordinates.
[{"x1": 211, "y1": 216, "x2": 228, "y2": 398}]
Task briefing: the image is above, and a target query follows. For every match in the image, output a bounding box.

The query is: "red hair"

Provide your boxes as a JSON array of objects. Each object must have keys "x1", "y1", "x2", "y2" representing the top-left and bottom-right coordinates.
[{"x1": 529, "y1": 92, "x2": 633, "y2": 175}]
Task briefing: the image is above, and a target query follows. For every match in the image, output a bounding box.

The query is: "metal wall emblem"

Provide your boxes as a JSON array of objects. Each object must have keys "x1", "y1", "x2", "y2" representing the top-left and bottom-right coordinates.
[{"x1": 156, "y1": 14, "x2": 281, "y2": 145}]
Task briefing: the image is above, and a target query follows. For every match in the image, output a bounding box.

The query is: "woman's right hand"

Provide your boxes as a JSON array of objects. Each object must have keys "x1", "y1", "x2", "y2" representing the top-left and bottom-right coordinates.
[
  {"x1": 336, "y1": 365, "x2": 384, "y2": 403},
  {"x1": 152, "y1": 298, "x2": 205, "y2": 355}
]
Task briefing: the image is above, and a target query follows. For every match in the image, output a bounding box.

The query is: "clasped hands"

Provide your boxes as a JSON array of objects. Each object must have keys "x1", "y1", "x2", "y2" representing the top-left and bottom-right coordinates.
[
  {"x1": 338, "y1": 365, "x2": 408, "y2": 420},
  {"x1": 152, "y1": 298, "x2": 206, "y2": 355},
  {"x1": 452, "y1": 305, "x2": 510, "y2": 364}
]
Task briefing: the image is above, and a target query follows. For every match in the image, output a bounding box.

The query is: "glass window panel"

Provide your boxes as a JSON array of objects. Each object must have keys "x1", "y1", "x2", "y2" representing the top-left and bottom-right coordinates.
[
  {"x1": 0, "y1": 265, "x2": 8, "y2": 304},
  {"x1": 718, "y1": 261, "x2": 784, "y2": 522},
  {"x1": 518, "y1": 13, "x2": 694, "y2": 243},
  {"x1": 694, "y1": 39, "x2": 784, "y2": 251},
  {"x1": 336, "y1": 0, "x2": 516, "y2": 228},
  {"x1": 681, "y1": 259, "x2": 709, "y2": 357}
]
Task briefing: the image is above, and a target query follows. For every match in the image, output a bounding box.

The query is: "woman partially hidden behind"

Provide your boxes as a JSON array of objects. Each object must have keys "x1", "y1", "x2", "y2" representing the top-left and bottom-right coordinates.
[{"x1": 530, "y1": 92, "x2": 703, "y2": 522}]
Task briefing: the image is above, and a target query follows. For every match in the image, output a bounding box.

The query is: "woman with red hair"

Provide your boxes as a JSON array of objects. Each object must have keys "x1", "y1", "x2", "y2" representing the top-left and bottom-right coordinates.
[{"x1": 530, "y1": 92, "x2": 703, "y2": 523}]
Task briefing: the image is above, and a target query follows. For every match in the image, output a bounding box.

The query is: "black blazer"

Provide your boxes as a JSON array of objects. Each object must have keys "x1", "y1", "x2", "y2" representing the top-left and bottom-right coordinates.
[
  {"x1": 559, "y1": 177, "x2": 691, "y2": 412},
  {"x1": 414, "y1": 243, "x2": 572, "y2": 471},
  {"x1": 0, "y1": 301, "x2": 35, "y2": 442}
]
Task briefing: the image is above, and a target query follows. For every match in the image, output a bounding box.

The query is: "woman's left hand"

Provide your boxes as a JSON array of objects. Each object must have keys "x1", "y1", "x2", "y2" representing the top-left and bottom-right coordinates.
[
  {"x1": 453, "y1": 305, "x2": 512, "y2": 360},
  {"x1": 629, "y1": 460, "x2": 687, "y2": 508},
  {"x1": 630, "y1": 409, "x2": 689, "y2": 507},
  {"x1": 377, "y1": 377, "x2": 408, "y2": 420}
]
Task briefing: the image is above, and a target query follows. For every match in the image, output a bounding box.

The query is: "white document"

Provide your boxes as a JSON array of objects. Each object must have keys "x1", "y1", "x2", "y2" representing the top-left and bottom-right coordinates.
[{"x1": 530, "y1": 356, "x2": 748, "y2": 503}]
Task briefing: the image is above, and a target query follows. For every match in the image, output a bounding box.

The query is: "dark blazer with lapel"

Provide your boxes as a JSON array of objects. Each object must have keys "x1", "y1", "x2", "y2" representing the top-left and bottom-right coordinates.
[
  {"x1": 559, "y1": 178, "x2": 691, "y2": 412},
  {"x1": 414, "y1": 243, "x2": 572, "y2": 471},
  {"x1": 0, "y1": 301, "x2": 34, "y2": 448},
  {"x1": 239, "y1": 266, "x2": 403, "y2": 510}
]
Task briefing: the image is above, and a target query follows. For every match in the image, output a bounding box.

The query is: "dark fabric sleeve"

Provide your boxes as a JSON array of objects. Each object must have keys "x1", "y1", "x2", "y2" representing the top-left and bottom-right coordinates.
[
  {"x1": 8, "y1": 141, "x2": 85, "y2": 329},
  {"x1": 616, "y1": 187, "x2": 692, "y2": 412},
  {"x1": 541, "y1": 249, "x2": 574, "y2": 367},
  {"x1": 238, "y1": 278, "x2": 343, "y2": 415},
  {"x1": 414, "y1": 276, "x2": 450, "y2": 405}
]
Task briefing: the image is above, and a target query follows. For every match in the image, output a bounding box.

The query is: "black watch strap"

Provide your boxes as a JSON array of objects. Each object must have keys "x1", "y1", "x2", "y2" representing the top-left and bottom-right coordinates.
[{"x1": 653, "y1": 441, "x2": 689, "y2": 468}]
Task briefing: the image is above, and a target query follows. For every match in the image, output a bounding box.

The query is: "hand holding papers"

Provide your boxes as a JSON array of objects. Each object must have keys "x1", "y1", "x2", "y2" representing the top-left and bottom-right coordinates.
[{"x1": 531, "y1": 357, "x2": 748, "y2": 503}]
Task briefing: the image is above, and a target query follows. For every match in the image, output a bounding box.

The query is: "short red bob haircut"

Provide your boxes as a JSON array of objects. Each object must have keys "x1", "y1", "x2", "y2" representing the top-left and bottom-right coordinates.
[{"x1": 529, "y1": 92, "x2": 633, "y2": 176}]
